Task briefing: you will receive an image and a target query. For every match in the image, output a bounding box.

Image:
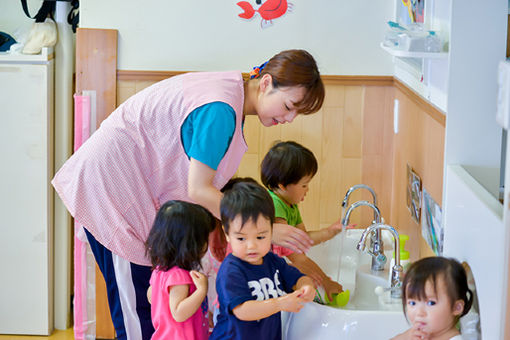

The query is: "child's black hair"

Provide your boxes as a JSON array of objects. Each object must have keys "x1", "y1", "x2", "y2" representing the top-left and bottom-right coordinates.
[
  {"x1": 145, "y1": 200, "x2": 215, "y2": 271},
  {"x1": 260, "y1": 141, "x2": 318, "y2": 190},
  {"x1": 220, "y1": 181, "x2": 275, "y2": 234},
  {"x1": 220, "y1": 177, "x2": 258, "y2": 193},
  {"x1": 402, "y1": 257, "x2": 473, "y2": 321}
]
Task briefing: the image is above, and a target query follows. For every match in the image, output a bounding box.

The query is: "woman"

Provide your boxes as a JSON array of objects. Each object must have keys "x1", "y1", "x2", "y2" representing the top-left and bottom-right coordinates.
[{"x1": 53, "y1": 49, "x2": 325, "y2": 340}]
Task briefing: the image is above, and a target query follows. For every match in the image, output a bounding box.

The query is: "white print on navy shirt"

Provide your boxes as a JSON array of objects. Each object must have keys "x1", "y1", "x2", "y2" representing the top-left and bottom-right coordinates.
[{"x1": 247, "y1": 270, "x2": 286, "y2": 300}]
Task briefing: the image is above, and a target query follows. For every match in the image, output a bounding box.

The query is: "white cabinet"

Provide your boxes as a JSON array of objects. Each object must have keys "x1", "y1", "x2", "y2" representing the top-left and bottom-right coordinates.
[{"x1": 0, "y1": 48, "x2": 54, "y2": 335}]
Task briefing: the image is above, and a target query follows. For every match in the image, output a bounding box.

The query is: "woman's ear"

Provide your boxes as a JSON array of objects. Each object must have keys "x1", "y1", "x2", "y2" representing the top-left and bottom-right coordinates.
[
  {"x1": 452, "y1": 299, "x2": 465, "y2": 316},
  {"x1": 259, "y1": 73, "x2": 273, "y2": 93}
]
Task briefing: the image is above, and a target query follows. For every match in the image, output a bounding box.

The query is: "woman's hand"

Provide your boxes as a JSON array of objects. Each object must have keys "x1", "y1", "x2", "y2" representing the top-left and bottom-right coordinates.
[{"x1": 273, "y1": 223, "x2": 313, "y2": 253}]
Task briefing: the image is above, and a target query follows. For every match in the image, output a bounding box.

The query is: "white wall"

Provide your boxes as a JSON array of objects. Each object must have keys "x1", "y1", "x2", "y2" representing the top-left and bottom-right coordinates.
[
  {"x1": 80, "y1": 0, "x2": 394, "y2": 75},
  {"x1": 445, "y1": 0, "x2": 507, "y2": 171},
  {"x1": 0, "y1": 0, "x2": 42, "y2": 38}
]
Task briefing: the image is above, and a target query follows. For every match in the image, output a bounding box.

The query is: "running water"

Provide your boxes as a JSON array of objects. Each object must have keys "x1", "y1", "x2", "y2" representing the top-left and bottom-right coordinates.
[
  {"x1": 335, "y1": 205, "x2": 347, "y2": 282},
  {"x1": 335, "y1": 228, "x2": 347, "y2": 282}
]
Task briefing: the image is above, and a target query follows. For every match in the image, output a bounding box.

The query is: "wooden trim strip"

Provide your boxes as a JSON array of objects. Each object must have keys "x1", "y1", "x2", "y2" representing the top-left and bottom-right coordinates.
[
  {"x1": 393, "y1": 78, "x2": 446, "y2": 127},
  {"x1": 117, "y1": 70, "x2": 394, "y2": 86},
  {"x1": 321, "y1": 75, "x2": 394, "y2": 86},
  {"x1": 117, "y1": 70, "x2": 187, "y2": 81}
]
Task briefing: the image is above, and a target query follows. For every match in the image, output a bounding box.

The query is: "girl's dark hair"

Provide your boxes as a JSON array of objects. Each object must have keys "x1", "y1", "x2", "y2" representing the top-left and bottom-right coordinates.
[
  {"x1": 260, "y1": 49, "x2": 324, "y2": 115},
  {"x1": 145, "y1": 200, "x2": 215, "y2": 271},
  {"x1": 220, "y1": 181, "x2": 275, "y2": 234},
  {"x1": 402, "y1": 257, "x2": 473, "y2": 320},
  {"x1": 261, "y1": 141, "x2": 318, "y2": 191}
]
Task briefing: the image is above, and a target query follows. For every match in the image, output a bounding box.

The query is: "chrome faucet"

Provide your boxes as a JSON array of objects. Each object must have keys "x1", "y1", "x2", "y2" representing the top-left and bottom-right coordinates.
[
  {"x1": 357, "y1": 223, "x2": 403, "y2": 299},
  {"x1": 342, "y1": 184, "x2": 377, "y2": 221},
  {"x1": 342, "y1": 200, "x2": 386, "y2": 271}
]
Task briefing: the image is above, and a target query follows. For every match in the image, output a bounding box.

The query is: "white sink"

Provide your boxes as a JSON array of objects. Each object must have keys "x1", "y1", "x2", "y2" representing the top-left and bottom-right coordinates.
[{"x1": 282, "y1": 229, "x2": 409, "y2": 340}]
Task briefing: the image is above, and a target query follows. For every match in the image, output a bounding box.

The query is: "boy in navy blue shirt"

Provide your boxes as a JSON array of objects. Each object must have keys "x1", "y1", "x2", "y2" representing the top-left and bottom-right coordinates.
[{"x1": 210, "y1": 181, "x2": 315, "y2": 340}]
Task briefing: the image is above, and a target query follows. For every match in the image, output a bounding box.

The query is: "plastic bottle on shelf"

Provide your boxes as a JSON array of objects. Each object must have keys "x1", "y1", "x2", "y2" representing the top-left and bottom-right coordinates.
[{"x1": 388, "y1": 234, "x2": 410, "y2": 282}]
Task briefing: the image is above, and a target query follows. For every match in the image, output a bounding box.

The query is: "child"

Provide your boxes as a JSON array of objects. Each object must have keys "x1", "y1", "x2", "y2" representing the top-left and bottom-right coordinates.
[
  {"x1": 145, "y1": 200, "x2": 216, "y2": 340},
  {"x1": 260, "y1": 140, "x2": 345, "y2": 300},
  {"x1": 210, "y1": 181, "x2": 315, "y2": 340},
  {"x1": 391, "y1": 257, "x2": 473, "y2": 340}
]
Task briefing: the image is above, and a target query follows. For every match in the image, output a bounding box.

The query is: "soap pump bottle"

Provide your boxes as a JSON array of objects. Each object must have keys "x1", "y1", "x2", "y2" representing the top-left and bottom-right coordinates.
[{"x1": 388, "y1": 234, "x2": 410, "y2": 281}]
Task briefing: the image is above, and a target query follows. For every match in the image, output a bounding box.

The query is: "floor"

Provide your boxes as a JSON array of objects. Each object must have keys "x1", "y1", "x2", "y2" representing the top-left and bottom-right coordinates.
[{"x1": 0, "y1": 329, "x2": 74, "y2": 340}]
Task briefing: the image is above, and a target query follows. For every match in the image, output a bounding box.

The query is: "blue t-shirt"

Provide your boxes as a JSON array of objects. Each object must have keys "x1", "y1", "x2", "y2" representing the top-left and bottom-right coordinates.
[
  {"x1": 181, "y1": 101, "x2": 236, "y2": 170},
  {"x1": 210, "y1": 252, "x2": 304, "y2": 340}
]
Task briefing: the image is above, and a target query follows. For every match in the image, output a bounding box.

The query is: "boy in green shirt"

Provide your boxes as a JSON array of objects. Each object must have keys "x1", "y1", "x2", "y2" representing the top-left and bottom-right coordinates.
[{"x1": 261, "y1": 141, "x2": 347, "y2": 301}]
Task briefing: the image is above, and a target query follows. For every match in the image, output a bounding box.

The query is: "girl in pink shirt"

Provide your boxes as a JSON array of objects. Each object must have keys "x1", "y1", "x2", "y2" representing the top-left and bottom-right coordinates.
[{"x1": 146, "y1": 200, "x2": 216, "y2": 340}]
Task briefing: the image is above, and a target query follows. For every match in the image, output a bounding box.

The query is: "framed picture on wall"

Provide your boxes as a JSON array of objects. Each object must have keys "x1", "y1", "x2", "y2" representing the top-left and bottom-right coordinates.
[
  {"x1": 421, "y1": 188, "x2": 443, "y2": 255},
  {"x1": 406, "y1": 164, "x2": 422, "y2": 223}
]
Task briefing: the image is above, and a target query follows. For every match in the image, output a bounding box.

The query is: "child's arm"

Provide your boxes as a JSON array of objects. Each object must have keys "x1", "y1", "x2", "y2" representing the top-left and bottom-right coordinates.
[
  {"x1": 273, "y1": 216, "x2": 342, "y2": 246},
  {"x1": 293, "y1": 276, "x2": 316, "y2": 301},
  {"x1": 168, "y1": 270, "x2": 208, "y2": 322},
  {"x1": 147, "y1": 285, "x2": 152, "y2": 304},
  {"x1": 232, "y1": 275, "x2": 315, "y2": 321},
  {"x1": 295, "y1": 218, "x2": 345, "y2": 245},
  {"x1": 232, "y1": 289, "x2": 307, "y2": 321},
  {"x1": 287, "y1": 253, "x2": 323, "y2": 285},
  {"x1": 287, "y1": 253, "x2": 343, "y2": 300}
]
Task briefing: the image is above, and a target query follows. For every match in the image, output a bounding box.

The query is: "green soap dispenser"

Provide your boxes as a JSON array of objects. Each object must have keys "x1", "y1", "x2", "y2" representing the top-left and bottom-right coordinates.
[
  {"x1": 389, "y1": 234, "x2": 410, "y2": 280},
  {"x1": 398, "y1": 234, "x2": 410, "y2": 271}
]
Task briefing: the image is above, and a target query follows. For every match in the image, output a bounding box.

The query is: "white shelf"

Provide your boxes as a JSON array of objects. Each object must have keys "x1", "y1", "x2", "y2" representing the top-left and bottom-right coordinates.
[
  {"x1": 0, "y1": 47, "x2": 53, "y2": 63},
  {"x1": 380, "y1": 43, "x2": 448, "y2": 59}
]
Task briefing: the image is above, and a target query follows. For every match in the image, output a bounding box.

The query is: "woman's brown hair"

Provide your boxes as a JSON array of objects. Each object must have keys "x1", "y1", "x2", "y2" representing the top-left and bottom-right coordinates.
[{"x1": 259, "y1": 49, "x2": 325, "y2": 115}]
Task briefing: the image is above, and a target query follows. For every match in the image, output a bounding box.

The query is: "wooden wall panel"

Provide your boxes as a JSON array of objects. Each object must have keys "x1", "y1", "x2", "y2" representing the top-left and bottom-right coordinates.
[
  {"x1": 361, "y1": 86, "x2": 394, "y2": 228},
  {"x1": 343, "y1": 87, "x2": 364, "y2": 159},
  {"x1": 320, "y1": 106, "x2": 345, "y2": 227},
  {"x1": 299, "y1": 113, "x2": 324, "y2": 230},
  {"x1": 76, "y1": 28, "x2": 117, "y2": 128},
  {"x1": 391, "y1": 86, "x2": 445, "y2": 260}
]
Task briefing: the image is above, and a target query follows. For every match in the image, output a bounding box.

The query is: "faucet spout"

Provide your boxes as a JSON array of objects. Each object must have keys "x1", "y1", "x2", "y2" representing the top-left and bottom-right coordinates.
[
  {"x1": 358, "y1": 223, "x2": 403, "y2": 298},
  {"x1": 342, "y1": 200, "x2": 381, "y2": 226},
  {"x1": 344, "y1": 200, "x2": 385, "y2": 271},
  {"x1": 342, "y1": 184, "x2": 377, "y2": 221}
]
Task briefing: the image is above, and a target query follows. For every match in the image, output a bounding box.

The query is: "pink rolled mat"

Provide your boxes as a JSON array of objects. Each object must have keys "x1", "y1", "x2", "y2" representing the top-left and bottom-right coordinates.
[{"x1": 73, "y1": 94, "x2": 94, "y2": 340}]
